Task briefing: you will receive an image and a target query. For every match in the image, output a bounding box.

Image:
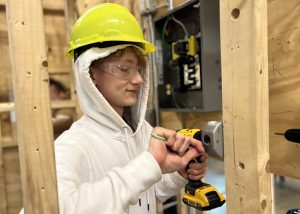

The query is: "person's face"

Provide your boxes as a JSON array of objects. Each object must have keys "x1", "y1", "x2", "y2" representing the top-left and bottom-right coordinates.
[{"x1": 90, "y1": 49, "x2": 144, "y2": 115}]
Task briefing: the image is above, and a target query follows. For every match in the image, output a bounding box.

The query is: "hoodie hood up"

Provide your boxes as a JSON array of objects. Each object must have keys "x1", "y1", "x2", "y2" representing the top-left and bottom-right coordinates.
[{"x1": 74, "y1": 44, "x2": 149, "y2": 136}]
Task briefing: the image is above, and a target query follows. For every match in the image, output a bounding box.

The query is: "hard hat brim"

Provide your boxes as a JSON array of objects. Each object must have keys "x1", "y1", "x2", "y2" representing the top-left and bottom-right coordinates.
[{"x1": 66, "y1": 37, "x2": 156, "y2": 58}]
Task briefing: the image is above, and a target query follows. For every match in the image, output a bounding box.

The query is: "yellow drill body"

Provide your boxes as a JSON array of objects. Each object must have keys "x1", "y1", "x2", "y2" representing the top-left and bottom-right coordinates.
[{"x1": 178, "y1": 128, "x2": 226, "y2": 211}]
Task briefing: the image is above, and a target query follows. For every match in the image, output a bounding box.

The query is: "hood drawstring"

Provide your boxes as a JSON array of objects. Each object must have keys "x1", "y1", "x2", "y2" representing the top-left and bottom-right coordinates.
[
  {"x1": 138, "y1": 191, "x2": 150, "y2": 211},
  {"x1": 141, "y1": 126, "x2": 150, "y2": 211},
  {"x1": 146, "y1": 190, "x2": 150, "y2": 211}
]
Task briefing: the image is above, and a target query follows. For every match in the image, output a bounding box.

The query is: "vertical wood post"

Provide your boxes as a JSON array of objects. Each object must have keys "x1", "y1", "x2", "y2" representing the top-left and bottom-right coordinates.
[
  {"x1": 64, "y1": 0, "x2": 82, "y2": 119},
  {"x1": 220, "y1": 0, "x2": 272, "y2": 213},
  {"x1": 6, "y1": 0, "x2": 59, "y2": 213},
  {"x1": 0, "y1": 122, "x2": 8, "y2": 214}
]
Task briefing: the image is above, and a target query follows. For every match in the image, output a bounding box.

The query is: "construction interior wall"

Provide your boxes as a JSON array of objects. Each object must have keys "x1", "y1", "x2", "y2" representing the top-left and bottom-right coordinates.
[{"x1": 0, "y1": 0, "x2": 299, "y2": 213}]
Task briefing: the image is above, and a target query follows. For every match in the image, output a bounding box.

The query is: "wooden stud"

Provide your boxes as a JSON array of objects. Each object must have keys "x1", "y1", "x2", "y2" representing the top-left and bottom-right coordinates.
[
  {"x1": 6, "y1": 0, "x2": 59, "y2": 213},
  {"x1": 220, "y1": 0, "x2": 272, "y2": 213},
  {"x1": 64, "y1": 0, "x2": 83, "y2": 119},
  {"x1": 0, "y1": 122, "x2": 8, "y2": 214}
]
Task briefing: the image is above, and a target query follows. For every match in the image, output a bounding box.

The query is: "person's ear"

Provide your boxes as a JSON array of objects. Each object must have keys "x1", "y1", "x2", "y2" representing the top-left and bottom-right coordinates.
[{"x1": 89, "y1": 67, "x2": 96, "y2": 83}]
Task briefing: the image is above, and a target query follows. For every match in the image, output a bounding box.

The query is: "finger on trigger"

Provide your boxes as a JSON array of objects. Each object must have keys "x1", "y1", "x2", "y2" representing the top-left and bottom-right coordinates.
[
  {"x1": 183, "y1": 147, "x2": 201, "y2": 164},
  {"x1": 189, "y1": 138, "x2": 205, "y2": 153}
]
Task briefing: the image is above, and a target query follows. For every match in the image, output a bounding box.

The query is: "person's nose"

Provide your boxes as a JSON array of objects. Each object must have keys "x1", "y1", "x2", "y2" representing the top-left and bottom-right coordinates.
[{"x1": 130, "y1": 71, "x2": 144, "y2": 84}]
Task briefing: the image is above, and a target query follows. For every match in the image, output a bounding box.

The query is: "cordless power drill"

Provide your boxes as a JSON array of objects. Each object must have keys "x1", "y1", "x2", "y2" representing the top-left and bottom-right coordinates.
[{"x1": 178, "y1": 121, "x2": 226, "y2": 211}]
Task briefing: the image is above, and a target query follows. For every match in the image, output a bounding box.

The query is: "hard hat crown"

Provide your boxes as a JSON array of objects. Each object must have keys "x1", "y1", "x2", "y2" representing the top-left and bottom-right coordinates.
[{"x1": 67, "y1": 3, "x2": 156, "y2": 58}]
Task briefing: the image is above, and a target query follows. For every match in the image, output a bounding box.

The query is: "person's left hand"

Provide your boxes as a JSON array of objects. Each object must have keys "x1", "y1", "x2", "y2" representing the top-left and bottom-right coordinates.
[{"x1": 178, "y1": 154, "x2": 207, "y2": 180}]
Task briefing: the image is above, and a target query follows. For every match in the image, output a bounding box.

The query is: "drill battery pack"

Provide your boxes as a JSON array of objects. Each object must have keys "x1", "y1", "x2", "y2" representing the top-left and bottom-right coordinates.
[{"x1": 182, "y1": 181, "x2": 225, "y2": 211}]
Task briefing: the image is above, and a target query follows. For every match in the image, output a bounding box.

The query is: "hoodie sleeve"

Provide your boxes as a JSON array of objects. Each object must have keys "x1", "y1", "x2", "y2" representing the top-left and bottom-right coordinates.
[
  {"x1": 55, "y1": 140, "x2": 162, "y2": 214},
  {"x1": 154, "y1": 171, "x2": 187, "y2": 202}
]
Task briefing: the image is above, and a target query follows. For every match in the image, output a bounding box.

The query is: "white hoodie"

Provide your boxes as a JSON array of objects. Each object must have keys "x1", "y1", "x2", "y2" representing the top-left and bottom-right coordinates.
[{"x1": 54, "y1": 45, "x2": 187, "y2": 214}]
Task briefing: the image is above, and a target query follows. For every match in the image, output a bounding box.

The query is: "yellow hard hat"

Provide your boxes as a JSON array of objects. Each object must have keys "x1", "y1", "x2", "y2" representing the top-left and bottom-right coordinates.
[{"x1": 67, "y1": 3, "x2": 156, "y2": 58}]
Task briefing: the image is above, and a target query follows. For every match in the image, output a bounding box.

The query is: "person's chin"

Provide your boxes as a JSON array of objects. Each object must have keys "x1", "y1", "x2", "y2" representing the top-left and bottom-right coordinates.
[{"x1": 124, "y1": 98, "x2": 137, "y2": 106}]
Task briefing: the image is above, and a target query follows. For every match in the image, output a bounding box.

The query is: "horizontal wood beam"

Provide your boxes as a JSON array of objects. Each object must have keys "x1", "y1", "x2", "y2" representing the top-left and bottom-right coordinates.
[
  {"x1": 51, "y1": 100, "x2": 77, "y2": 109},
  {"x1": 48, "y1": 69, "x2": 70, "y2": 75},
  {"x1": 0, "y1": 0, "x2": 64, "y2": 11},
  {"x1": 0, "y1": 103, "x2": 15, "y2": 112},
  {"x1": 0, "y1": 100, "x2": 77, "y2": 112},
  {"x1": 2, "y1": 136, "x2": 17, "y2": 149}
]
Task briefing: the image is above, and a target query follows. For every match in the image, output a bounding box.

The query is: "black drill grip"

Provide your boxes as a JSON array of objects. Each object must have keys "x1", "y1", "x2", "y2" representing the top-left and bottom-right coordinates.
[
  {"x1": 188, "y1": 129, "x2": 202, "y2": 165},
  {"x1": 189, "y1": 156, "x2": 202, "y2": 164},
  {"x1": 187, "y1": 155, "x2": 203, "y2": 185}
]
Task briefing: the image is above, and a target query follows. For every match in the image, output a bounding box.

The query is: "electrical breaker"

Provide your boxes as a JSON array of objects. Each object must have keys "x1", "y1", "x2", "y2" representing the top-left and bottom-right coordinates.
[{"x1": 154, "y1": 0, "x2": 221, "y2": 112}]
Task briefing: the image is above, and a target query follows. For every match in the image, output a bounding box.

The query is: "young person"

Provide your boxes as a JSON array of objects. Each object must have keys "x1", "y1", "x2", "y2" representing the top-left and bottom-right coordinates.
[{"x1": 54, "y1": 3, "x2": 207, "y2": 213}]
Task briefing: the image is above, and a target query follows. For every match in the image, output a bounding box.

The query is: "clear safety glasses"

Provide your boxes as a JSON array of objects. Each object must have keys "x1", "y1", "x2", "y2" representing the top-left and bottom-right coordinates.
[{"x1": 96, "y1": 63, "x2": 144, "y2": 79}]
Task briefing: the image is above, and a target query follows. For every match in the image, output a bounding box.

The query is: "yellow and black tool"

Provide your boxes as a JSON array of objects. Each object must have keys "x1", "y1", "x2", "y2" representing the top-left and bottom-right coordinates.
[{"x1": 178, "y1": 121, "x2": 226, "y2": 211}]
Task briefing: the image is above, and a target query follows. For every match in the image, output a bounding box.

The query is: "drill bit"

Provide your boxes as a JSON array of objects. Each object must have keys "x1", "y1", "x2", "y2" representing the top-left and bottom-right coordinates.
[{"x1": 275, "y1": 129, "x2": 300, "y2": 144}]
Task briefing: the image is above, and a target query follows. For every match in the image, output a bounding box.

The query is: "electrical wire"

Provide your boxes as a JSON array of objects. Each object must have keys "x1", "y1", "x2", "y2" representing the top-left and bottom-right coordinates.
[
  {"x1": 162, "y1": 17, "x2": 171, "y2": 45},
  {"x1": 162, "y1": 14, "x2": 190, "y2": 45},
  {"x1": 170, "y1": 15, "x2": 188, "y2": 39}
]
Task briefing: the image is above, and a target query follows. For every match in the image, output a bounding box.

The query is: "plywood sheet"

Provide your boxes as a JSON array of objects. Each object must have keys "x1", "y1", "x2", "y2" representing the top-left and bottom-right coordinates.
[{"x1": 268, "y1": 0, "x2": 300, "y2": 179}]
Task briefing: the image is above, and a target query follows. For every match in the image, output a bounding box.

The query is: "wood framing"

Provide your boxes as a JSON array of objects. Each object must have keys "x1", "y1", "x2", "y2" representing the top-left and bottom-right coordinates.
[
  {"x1": 6, "y1": 0, "x2": 59, "y2": 213},
  {"x1": 0, "y1": 103, "x2": 14, "y2": 113},
  {"x1": 0, "y1": 122, "x2": 8, "y2": 214},
  {"x1": 0, "y1": 100, "x2": 77, "y2": 113},
  {"x1": 220, "y1": 0, "x2": 272, "y2": 213},
  {"x1": 0, "y1": 0, "x2": 64, "y2": 11},
  {"x1": 64, "y1": 0, "x2": 83, "y2": 119}
]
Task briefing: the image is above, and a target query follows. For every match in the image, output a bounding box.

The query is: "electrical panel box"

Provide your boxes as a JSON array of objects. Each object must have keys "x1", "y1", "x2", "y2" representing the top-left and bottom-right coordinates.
[{"x1": 154, "y1": 0, "x2": 221, "y2": 112}]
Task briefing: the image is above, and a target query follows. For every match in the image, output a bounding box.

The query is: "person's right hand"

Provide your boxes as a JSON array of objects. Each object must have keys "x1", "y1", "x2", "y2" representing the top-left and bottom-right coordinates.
[{"x1": 147, "y1": 127, "x2": 205, "y2": 174}]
